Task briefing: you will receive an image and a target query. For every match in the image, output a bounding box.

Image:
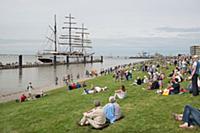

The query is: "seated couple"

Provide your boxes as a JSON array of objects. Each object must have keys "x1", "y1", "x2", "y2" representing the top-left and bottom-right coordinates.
[
  {"x1": 173, "y1": 105, "x2": 200, "y2": 128},
  {"x1": 78, "y1": 97, "x2": 123, "y2": 129},
  {"x1": 68, "y1": 82, "x2": 82, "y2": 90},
  {"x1": 82, "y1": 86, "x2": 108, "y2": 95}
]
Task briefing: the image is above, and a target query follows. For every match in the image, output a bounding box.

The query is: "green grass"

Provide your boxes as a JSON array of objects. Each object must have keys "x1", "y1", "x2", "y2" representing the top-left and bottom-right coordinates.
[{"x1": 0, "y1": 65, "x2": 200, "y2": 133}]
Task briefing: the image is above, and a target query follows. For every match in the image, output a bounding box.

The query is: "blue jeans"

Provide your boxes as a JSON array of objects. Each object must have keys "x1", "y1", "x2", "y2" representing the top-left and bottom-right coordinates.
[{"x1": 182, "y1": 105, "x2": 200, "y2": 126}]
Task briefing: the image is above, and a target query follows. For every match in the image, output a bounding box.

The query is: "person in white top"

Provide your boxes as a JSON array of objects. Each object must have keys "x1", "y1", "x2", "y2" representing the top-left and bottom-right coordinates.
[
  {"x1": 188, "y1": 55, "x2": 199, "y2": 96},
  {"x1": 82, "y1": 86, "x2": 108, "y2": 95},
  {"x1": 27, "y1": 82, "x2": 33, "y2": 99},
  {"x1": 114, "y1": 85, "x2": 127, "y2": 99}
]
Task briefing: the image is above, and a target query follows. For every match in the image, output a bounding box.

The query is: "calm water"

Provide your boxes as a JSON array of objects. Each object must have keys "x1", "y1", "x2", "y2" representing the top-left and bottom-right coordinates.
[{"x1": 0, "y1": 55, "x2": 146, "y2": 95}]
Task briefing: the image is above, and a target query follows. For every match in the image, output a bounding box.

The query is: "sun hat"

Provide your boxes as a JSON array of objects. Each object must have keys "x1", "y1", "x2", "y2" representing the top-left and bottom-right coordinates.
[{"x1": 109, "y1": 96, "x2": 116, "y2": 103}]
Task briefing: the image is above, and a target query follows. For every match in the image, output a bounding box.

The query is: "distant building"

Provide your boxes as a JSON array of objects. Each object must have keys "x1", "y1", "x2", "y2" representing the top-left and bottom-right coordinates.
[{"x1": 190, "y1": 45, "x2": 200, "y2": 56}]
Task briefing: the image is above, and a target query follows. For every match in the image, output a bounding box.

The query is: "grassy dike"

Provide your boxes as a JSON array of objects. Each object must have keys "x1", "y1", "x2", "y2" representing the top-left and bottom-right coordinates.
[{"x1": 0, "y1": 64, "x2": 200, "y2": 133}]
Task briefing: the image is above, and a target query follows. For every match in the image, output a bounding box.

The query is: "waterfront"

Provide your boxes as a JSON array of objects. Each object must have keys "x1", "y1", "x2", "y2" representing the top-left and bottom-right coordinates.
[{"x1": 0, "y1": 56, "x2": 147, "y2": 96}]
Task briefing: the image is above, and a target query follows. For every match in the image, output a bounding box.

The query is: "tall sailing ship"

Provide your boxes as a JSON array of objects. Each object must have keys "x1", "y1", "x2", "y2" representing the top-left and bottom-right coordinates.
[{"x1": 37, "y1": 14, "x2": 94, "y2": 63}]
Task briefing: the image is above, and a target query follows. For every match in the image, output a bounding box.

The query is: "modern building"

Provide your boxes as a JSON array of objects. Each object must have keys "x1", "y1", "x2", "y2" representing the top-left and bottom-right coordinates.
[{"x1": 190, "y1": 45, "x2": 200, "y2": 56}]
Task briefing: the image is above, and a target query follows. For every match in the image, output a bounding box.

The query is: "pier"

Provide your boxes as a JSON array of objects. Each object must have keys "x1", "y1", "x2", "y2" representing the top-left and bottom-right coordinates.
[
  {"x1": 0, "y1": 55, "x2": 103, "y2": 70},
  {"x1": 128, "y1": 56, "x2": 154, "y2": 59}
]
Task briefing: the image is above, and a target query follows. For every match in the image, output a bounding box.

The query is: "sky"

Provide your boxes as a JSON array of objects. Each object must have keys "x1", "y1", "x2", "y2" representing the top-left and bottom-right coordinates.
[{"x1": 0, "y1": 0, "x2": 200, "y2": 56}]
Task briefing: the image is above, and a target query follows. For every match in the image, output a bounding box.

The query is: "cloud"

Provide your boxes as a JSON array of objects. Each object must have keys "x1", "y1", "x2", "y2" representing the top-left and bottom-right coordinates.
[
  {"x1": 156, "y1": 27, "x2": 200, "y2": 33},
  {"x1": 177, "y1": 33, "x2": 200, "y2": 39},
  {"x1": 92, "y1": 36, "x2": 198, "y2": 56}
]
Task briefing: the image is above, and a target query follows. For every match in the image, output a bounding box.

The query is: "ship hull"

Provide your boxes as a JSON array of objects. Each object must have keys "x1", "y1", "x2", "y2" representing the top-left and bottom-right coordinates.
[{"x1": 38, "y1": 58, "x2": 52, "y2": 63}]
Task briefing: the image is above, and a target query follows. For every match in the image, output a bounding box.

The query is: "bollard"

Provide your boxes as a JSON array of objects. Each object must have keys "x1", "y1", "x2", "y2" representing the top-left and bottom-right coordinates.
[
  {"x1": 53, "y1": 55, "x2": 56, "y2": 65},
  {"x1": 91, "y1": 56, "x2": 93, "y2": 63},
  {"x1": 101, "y1": 56, "x2": 103, "y2": 62},
  {"x1": 66, "y1": 56, "x2": 69, "y2": 64},
  {"x1": 84, "y1": 56, "x2": 86, "y2": 63},
  {"x1": 19, "y1": 55, "x2": 22, "y2": 68}
]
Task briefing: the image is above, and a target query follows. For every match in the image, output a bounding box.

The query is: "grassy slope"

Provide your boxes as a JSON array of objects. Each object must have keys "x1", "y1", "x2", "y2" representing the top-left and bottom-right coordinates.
[{"x1": 0, "y1": 65, "x2": 200, "y2": 133}]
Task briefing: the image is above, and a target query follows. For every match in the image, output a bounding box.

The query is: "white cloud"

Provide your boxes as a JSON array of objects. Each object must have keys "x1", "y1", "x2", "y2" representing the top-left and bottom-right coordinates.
[{"x1": 156, "y1": 27, "x2": 200, "y2": 33}]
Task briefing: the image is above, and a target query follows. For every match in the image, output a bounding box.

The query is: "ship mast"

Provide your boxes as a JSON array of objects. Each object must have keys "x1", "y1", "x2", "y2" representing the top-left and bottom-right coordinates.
[
  {"x1": 46, "y1": 14, "x2": 58, "y2": 64},
  {"x1": 60, "y1": 14, "x2": 78, "y2": 53},
  {"x1": 59, "y1": 14, "x2": 93, "y2": 57},
  {"x1": 75, "y1": 23, "x2": 91, "y2": 54},
  {"x1": 53, "y1": 14, "x2": 57, "y2": 64},
  {"x1": 54, "y1": 15, "x2": 57, "y2": 53}
]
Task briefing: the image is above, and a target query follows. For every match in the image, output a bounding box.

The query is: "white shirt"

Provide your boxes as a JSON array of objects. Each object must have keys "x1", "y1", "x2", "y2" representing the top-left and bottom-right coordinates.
[
  {"x1": 94, "y1": 87, "x2": 102, "y2": 92},
  {"x1": 192, "y1": 61, "x2": 197, "y2": 69},
  {"x1": 27, "y1": 84, "x2": 33, "y2": 93}
]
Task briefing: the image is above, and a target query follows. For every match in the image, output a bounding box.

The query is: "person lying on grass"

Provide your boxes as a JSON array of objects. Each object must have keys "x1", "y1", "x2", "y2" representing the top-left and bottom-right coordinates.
[
  {"x1": 82, "y1": 86, "x2": 108, "y2": 95},
  {"x1": 173, "y1": 104, "x2": 200, "y2": 128},
  {"x1": 114, "y1": 85, "x2": 127, "y2": 99},
  {"x1": 103, "y1": 96, "x2": 122, "y2": 123},
  {"x1": 78, "y1": 100, "x2": 107, "y2": 129}
]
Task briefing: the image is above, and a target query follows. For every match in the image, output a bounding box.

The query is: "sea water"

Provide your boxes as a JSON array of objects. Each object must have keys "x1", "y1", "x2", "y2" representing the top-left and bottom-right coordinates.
[{"x1": 0, "y1": 55, "x2": 147, "y2": 95}]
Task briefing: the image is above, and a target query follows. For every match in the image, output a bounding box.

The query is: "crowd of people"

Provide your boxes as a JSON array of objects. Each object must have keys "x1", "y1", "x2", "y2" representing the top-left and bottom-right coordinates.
[
  {"x1": 16, "y1": 54, "x2": 200, "y2": 129},
  {"x1": 125, "y1": 55, "x2": 200, "y2": 98},
  {"x1": 78, "y1": 54, "x2": 200, "y2": 129}
]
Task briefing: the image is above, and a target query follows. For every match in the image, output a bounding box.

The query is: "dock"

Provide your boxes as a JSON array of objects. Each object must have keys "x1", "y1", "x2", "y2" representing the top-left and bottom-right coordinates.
[{"x1": 0, "y1": 55, "x2": 103, "y2": 70}]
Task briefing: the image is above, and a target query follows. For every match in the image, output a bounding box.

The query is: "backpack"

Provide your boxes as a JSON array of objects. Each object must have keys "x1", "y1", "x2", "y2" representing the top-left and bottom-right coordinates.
[{"x1": 195, "y1": 60, "x2": 200, "y2": 76}]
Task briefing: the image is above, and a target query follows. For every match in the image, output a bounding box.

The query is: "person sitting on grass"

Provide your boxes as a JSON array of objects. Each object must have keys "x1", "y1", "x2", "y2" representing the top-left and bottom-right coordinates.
[
  {"x1": 143, "y1": 75, "x2": 149, "y2": 83},
  {"x1": 20, "y1": 94, "x2": 27, "y2": 102},
  {"x1": 34, "y1": 90, "x2": 47, "y2": 99},
  {"x1": 103, "y1": 96, "x2": 122, "y2": 124},
  {"x1": 114, "y1": 85, "x2": 127, "y2": 99},
  {"x1": 78, "y1": 100, "x2": 107, "y2": 129},
  {"x1": 168, "y1": 78, "x2": 180, "y2": 95},
  {"x1": 147, "y1": 80, "x2": 160, "y2": 90},
  {"x1": 132, "y1": 77, "x2": 142, "y2": 85},
  {"x1": 158, "y1": 77, "x2": 164, "y2": 89},
  {"x1": 173, "y1": 104, "x2": 200, "y2": 128},
  {"x1": 82, "y1": 82, "x2": 87, "y2": 88}
]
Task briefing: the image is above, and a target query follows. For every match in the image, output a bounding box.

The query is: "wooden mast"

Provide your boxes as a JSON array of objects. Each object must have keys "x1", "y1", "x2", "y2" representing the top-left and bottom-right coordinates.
[
  {"x1": 75, "y1": 23, "x2": 91, "y2": 54},
  {"x1": 54, "y1": 14, "x2": 57, "y2": 53},
  {"x1": 59, "y1": 14, "x2": 93, "y2": 57},
  {"x1": 53, "y1": 14, "x2": 57, "y2": 64}
]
